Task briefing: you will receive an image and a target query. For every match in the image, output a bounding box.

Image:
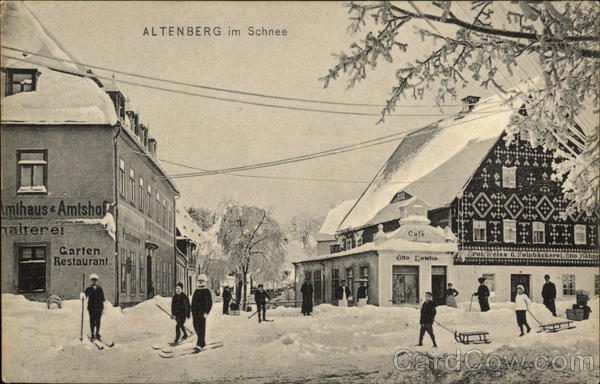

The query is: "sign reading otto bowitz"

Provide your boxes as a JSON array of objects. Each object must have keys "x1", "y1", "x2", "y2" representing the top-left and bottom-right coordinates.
[{"x1": 458, "y1": 247, "x2": 600, "y2": 264}]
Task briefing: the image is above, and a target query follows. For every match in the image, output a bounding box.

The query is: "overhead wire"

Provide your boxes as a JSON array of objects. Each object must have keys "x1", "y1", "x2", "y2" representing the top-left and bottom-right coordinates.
[{"x1": 1, "y1": 44, "x2": 506, "y2": 109}]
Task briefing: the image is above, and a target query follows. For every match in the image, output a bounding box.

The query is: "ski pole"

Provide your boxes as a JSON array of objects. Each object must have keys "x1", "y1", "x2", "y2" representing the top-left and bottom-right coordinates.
[
  {"x1": 80, "y1": 273, "x2": 85, "y2": 342},
  {"x1": 248, "y1": 300, "x2": 270, "y2": 319},
  {"x1": 469, "y1": 294, "x2": 474, "y2": 312},
  {"x1": 155, "y1": 303, "x2": 194, "y2": 336}
]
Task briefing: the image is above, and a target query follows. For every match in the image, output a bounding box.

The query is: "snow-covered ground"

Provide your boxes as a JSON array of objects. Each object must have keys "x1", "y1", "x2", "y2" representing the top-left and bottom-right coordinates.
[{"x1": 2, "y1": 294, "x2": 598, "y2": 383}]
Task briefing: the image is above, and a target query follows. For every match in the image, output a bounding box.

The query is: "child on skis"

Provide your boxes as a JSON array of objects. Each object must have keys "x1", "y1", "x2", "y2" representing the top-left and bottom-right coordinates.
[
  {"x1": 83, "y1": 273, "x2": 105, "y2": 341},
  {"x1": 254, "y1": 284, "x2": 271, "y2": 323},
  {"x1": 417, "y1": 292, "x2": 437, "y2": 348},
  {"x1": 191, "y1": 274, "x2": 212, "y2": 352},
  {"x1": 171, "y1": 282, "x2": 190, "y2": 345},
  {"x1": 514, "y1": 285, "x2": 532, "y2": 336}
]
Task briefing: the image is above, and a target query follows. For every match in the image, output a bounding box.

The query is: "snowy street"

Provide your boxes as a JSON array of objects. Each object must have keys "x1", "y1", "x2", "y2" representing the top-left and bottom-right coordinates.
[{"x1": 2, "y1": 294, "x2": 598, "y2": 383}]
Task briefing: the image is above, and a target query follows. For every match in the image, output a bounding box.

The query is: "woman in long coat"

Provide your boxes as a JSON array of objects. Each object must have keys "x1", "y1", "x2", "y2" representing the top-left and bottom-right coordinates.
[
  {"x1": 445, "y1": 283, "x2": 459, "y2": 308},
  {"x1": 300, "y1": 277, "x2": 313, "y2": 316}
]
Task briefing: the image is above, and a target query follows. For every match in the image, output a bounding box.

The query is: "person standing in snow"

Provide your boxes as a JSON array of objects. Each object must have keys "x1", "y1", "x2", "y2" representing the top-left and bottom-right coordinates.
[
  {"x1": 222, "y1": 286, "x2": 232, "y2": 315},
  {"x1": 191, "y1": 274, "x2": 212, "y2": 351},
  {"x1": 300, "y1": 276, "x2": 313, "y2": 316},
  {"x1": 541, "y1": 274, "x2": 557, "y2": 317},
  {"x1": 417, "y1": 292, "x2": 437, "y2": 348},
  {"x1": 171, "y1": 282, "x2": 190, "y2": 345},
  {"x1": 514, "y1": 285, "x2": 532, "y2": 336},
  {"x1": 254, "y1": 284, "x2": 271, "y2": 323},
  {"x1": 473, "y1": 277, "x2": 490, "y2": 312},
  {"x1": 336, "y1": 280, "x2": 352, "y2": 307},
  {"x1": 445, "y1": 283, "x2": 459, "y2": 308},
  {"x1": 83, "y1": 273, "x2": 105, "y2": 341},
  {"x1": 356, "y1": 281, "x2": 368, "y2": 307}
]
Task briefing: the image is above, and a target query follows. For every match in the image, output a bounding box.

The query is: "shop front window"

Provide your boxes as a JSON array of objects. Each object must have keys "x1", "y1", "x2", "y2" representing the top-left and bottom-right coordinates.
[{"x1": 18, "y1": 245, "x2": 46, "y2": 293}]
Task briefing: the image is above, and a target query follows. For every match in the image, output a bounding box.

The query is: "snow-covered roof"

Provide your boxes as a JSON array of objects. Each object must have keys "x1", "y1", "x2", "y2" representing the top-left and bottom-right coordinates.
[
  {"x1": 316, "y1": 199, "x2": 356, "y2": 241},
  {"x1": 338, "y1": 95, "x2": 517, "y2": 232},
  {"x1": 176, "y1": 207, "x2": 205, "y2": 245},
  {"x1": 1, "y1": 2, "x2": 117, "y2": 125}
]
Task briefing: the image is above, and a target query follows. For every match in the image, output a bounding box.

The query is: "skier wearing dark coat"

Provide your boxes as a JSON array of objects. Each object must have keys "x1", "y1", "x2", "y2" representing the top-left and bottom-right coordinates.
[
  {"x1": 222, "y1": 286, "x2": 232, "y2": 315},
  {"x1": 300, "y1": 277, "x2": 313, "y2": 316},
  {"x1": 473, "y1": 277, "x2": 490, "y2": 312},
  {"x1": 84, "y1": 273, "x2": 105, "y2": 341},
  {"x1": 191, "y1": 274, "x2": 212, "y2": 351},
  {"x1": 541, "y1": 274, "x2": 557, "y2": 316},
  {"x1": 171, "y1": 282, "x2": 190, "y2": 344},
  {"x1": 254, "y1": 284, "x2": 271, "y2": 323},
  {"x1": 417, "y1": 292, "x2": 437, "y2": 347}
]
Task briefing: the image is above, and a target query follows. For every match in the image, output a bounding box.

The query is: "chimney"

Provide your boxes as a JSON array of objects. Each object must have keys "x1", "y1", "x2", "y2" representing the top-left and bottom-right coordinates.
[
  {"x1": 148, "y1": 138, "x2": 157, "y2": 156},
  {"x1": 461, "y1": 95, "x2": 480, "y2": 113}
]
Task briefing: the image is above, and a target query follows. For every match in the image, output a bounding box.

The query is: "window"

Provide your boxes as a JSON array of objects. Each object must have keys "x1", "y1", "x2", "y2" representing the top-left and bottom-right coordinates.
[
  {"x1": 345, "y1": 237, "x2": 353, "y2": 250},
  {"x1": 574, "y1": 225, "x2": 586, "y2": 245},
  {"x1": 156, "y1": 260, "x2": 161, "y2": 295},
  {"x1": 4, "y1": 68, "x2": 38, "y2": 96},
  {"x1": 331, "y1": 268, "x2": 339, "y2": 301},
  {"x1": 120, "y1": 248, "x2": 127, "y2": 293},
  {"x1": 119, "y1": 159, "x2": 126, "y2": 197},
  {"x1": 473, "y1": 220, "x2": 486, "y2": 242},
  {"x1": 129, "y1": 169, "x2": 136, "y2": 205},
  {"x1": 147, "y1": 185, "x2": 152, "y2": 217},
  {"x1": 330, "y1": 244, "x2": 341, "y2": 254},
  {"x1": 18, "y1": 245, "x2": 46, "y2": 292},
  {"x1": 130, "y1": 250, "x2": 136, "y2": 294},
  {"x1": 346, "y1": 267, "x2": 354, "y2": 298},
  {"x1": 17, "y1": 150, "x2": 47, "y2": 194},
  {"x1": 360, "y1": 265, "x2": 369, "y2": 280},
  {"x1": 156, "y1": 192, "x2": 160, "y2": 224},
  {"x1": 162, "y1": 200, "x2": 167, "y2": 228},
  {"x1": 562, "y1": 274, "x2": 576, "y2": 295},
  {"x1": 482, "y1": 273, "x2": 495, "y2": 292},
  {"x1": 139, "y1": 254, "x2": 145, "y2": 293},
  {"x1": 502, "y1": 166, "x2": 516, "y2": 188},
  {"x1": 503, "y1": 220, "x2": 517, "y2": 243},
  {"x1": 531, "y1": 222, "x2": 545, "y2": 244},
  {"x1": 139, "y1": 177, "x2": 144, "y2": 212}
]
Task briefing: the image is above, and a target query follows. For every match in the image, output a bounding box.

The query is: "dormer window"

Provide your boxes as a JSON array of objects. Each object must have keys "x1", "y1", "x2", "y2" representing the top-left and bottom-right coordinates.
[{"x1": 4, "y1": 68, "x2": 39, "y2": 96}]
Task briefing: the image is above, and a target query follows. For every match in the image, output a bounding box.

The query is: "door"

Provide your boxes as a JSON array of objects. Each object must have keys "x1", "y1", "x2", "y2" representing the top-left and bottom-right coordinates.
[
  {"x1": 313, "y1": 270, "x2": 322, "y2": 304},
  {"x1": 510, "y1": 274, "x2": 531, "y2": 302},
  {"x1": 431, "y1": 266, "x2": 447, "y2": 306},
  {"x1": 146, "y1": 254, "x2": 153, "y2": 299},
  {"x1": 392, "y1": 266, "x2": 419, "y2": 304}
]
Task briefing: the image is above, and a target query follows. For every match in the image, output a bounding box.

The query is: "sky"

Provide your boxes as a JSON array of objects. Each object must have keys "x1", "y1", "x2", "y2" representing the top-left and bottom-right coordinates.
[{"x1": 24, "y1": 1, "x2": 502, "y2": 225}]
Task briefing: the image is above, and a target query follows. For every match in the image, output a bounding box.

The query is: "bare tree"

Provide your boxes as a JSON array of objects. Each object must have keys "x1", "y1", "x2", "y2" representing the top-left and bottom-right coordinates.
[
  {"x1": 217, "y1": 204, "x2": 286, "y2": 310},
  {"x1": 187, "y1": 206, "x2": 218, "y2": 231},
  {"x1": 288, "y1": 213, "x2": 323, "y2": 256},
  {"x1": 322, "y1": 1, "x2": 599, "y2": 215}
]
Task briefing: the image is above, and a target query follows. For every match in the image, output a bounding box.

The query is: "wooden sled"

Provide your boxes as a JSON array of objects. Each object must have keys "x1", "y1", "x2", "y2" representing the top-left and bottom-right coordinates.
[
  {"x1": 454, "y1": 330, "x2": 491, "y2": 344},
  {"x1": 537, "y1": 321, "x2": 575, "y2": 333}
]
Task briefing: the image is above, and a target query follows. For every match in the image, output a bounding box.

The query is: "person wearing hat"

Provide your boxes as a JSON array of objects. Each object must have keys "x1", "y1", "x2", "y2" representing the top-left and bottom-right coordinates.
[
  {"x1": 300, "y1": 276, "x2": 313, "y2": 316},
  {"x1": 191, "y1": 274, "x2": 212, "y2": 351},
  {"x1": 417, "y1": 292, "x2": 437, "y2": 348},
  {"x1": 541, "y1": 274, "x2": 557, "y2": 316},
  {"x1": 473, "y1": 277, "x2": 490, "y2": 312},
  {"x1": 222, "y1": 286, "x2": 232, "y2": 315},
  {"x1": 83, "y1": 273, "x2": 105, "y2": 341},
  {"x1": 171, "y1": 282, "x2": 191, "y2": 345},
  {"x1": 254, "y1": 284, "x2": 271, "y2": 323},
  {"x1": 514, "y1": 285, "x2": 532, "y2": 336}
]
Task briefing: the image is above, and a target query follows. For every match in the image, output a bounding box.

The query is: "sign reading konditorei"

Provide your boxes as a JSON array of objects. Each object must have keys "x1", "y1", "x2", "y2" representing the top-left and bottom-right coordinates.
[
  {"x1": 1, "y1": 200, "x2": 109, "y2": 219},
  {"x1": 460, "y1": 249, "x2": 599, "y2": 261}
]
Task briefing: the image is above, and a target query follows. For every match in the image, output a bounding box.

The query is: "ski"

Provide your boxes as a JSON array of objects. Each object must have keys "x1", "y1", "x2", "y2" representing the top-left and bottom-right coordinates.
[
  {"x1": 152, "y1": 336, "x2": 194, "y2": 351},
  {"x1": 97, "y1": 338, "x2": 115, "y2": 348},
  {"x1": 89, "y1": 338, "x2": 104, "y2": 350},
  {"x1": 159, "y1": 342, "x2": 224, "y2": 358},
  {"x1": 161, "y1": 340, "x2": 222, "y2": 354}
]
